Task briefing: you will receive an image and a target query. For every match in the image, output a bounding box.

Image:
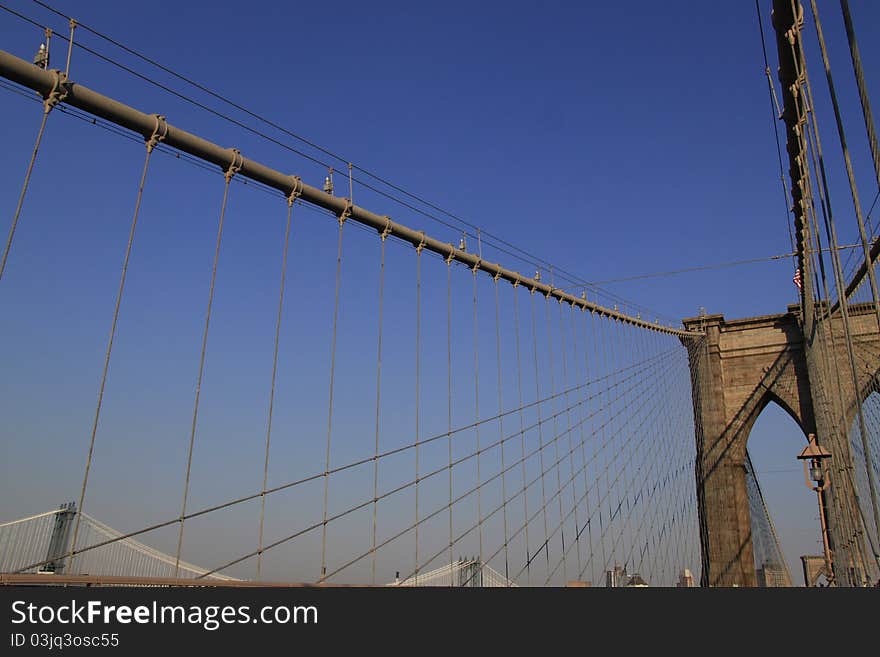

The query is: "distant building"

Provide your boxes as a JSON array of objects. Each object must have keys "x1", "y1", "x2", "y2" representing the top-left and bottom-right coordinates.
[
  {"x1": 605, "y1": 563, "x2": 628, "y2": 588},
  {"x1": 800, "y1": 555, "x2": 830, "y2": 587},
  {"x1": 757, "y1": 562, "x2": 789, "y2": 587},
  {"x1": 677, "y1": 568, "x2": 695, "y2": 587},
  {"x1": 605, "y1": 564, "x2": 650, "y2": 587},
  {"x1": 625, "y1": 573, "x2": 648, "y2": 587}
]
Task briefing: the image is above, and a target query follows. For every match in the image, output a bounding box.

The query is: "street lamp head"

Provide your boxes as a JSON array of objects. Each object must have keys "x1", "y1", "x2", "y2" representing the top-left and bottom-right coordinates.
[
  {"x1": 798, "y1": 434, "x2": 832, "y2": 491},
  {"x1": 797, "y1": 434, "x2": 832, "y2": 462}
]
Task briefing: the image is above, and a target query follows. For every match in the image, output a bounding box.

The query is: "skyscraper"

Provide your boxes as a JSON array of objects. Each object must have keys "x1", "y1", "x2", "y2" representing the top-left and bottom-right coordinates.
[{"x1": 605, "y1": 564, "x2": 628, "y2": 588}]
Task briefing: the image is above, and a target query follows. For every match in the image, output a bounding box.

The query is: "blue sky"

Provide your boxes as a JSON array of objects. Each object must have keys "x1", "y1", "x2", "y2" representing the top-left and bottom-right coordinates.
[{"x1": 1, "y1": 0, "x2": 879, "y2": 584}]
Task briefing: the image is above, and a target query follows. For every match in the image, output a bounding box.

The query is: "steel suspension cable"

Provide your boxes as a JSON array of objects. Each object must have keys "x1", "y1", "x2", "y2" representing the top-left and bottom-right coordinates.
[
  {"x1": 494, "y1": 276, "x2": 510, "y2": 581},
  {"x1": 608, "y1": 320, "x2": 634, "y2": 569},
  {"x1": 800, "y1": 13, "x2": 880, "y2": 553},
  {"x1": 809, "y1": 0, "x2": 880, "y2": 335},
  {"x1": 308, "y1": 354, "x2": 676, "y2": 585},
  {"x1": 544, "y1": 294, "x2": 567, "y2": 582},
  {"x1": 628, "y1": 324, "x2": 648, "y2": 569},
  {"x1": 596, "y1": 313, "x2": 612, "y2": 569},
  {"x1": 175, "y1": 149, "x2": 241, "y2": 576},
  {"x1": 471, "y1": 266, "x2": 484, "y2": 569},
  {"x1": 543, "y1": 350, "x2": 688, "y2": 584},
  {"x1": 599, "y1": 334, "x2": 687, "y2": 583},
  {"x1": 571, "y1": 305, "x2": 594, "y2": 582},
  {"x1": 558, "y1": 338, "x2": 686, "y2": 583},
  {"x1": 413, "y1": 241, "x2": 423, "y2": 583},
  {"x1": 512, "y1": 283, "x2": 530, "y2": 584},
  {"x1": 838, "y1": 0, "x2": 880, "y2": 193},
  {"x1": 446, "y1": 255, "x2": 454, "y2": 584},
  {"x1": 256, "y1": 185, "x2": 299, "y2": 580},
  {"x1": 755, "y1": 0, "x2": 798, "y2": 259},
  {"x1": 320, "y1": 205, "x2": 349, "y2": 581},
  {"x1": 69, "y1": 115, "x2": 166, "y2": 572},
  {"x1": 558, "y1": 302, "x2": 581, "y2": 578},
  {"x1": 477, "y1": 335, "x2": 685, "y2": 585},
  {"x1": 786, "y1": 7, "x2": 874, "y2": 581},
  {"x1": 530, "y1": 290, "x2": 550, "y2": 578},
  {"x1": 590, "y1": 349, "x2": 668, "y2": 581},
  {"x1": 444, "y1": 346, "x2": 681, "y2": 586},
  {"x1": 371, "y1": 223, "x2": 389, "y2": 585},
  {"x1": 0, "y1": 74, "x2": 64, "y2": 279},
  {"x1": 14, "y1": 339, "x2": 680, "y2": 577}
]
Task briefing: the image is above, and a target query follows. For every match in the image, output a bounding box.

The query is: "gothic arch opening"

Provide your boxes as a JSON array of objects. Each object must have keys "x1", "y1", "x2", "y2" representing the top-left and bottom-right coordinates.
[{"x1": 746, "y1": 399, "x2": 822, "y2": 586}]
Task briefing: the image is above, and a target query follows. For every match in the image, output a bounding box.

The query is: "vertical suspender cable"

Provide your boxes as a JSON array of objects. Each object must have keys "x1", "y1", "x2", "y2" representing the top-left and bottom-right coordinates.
[
  {"x1": 576, "y1": 304, "x2": 595, "y2": 583},
  {"x1": 414, "y1": 241, "x2": 423, "y2": 583},
  {"x1": 597, "y1": 312, "x2": 611, "y2": 577},
  {"x1": 544, "y1": 295, "x2": 566, "y2": 583},
  {"x1": 512, "y1": 283, "x2": 530, "y2": 585},
  {"x1": 446, "y1": 256, "x2": 454, "y2": 585},
  {"x1": 559, "y1": 301, "x2": 582, "y2": 578},
  {"x1": 320, "y1": 204, "x2": 349, "y2": 581},
  {"x1": 256, "y1": 184, "x2": 299, "y2": 580},
  {"x1": 175, "y1": 148, "x2": 241, "y2": 577},
  {"x1": 530, "y1": 289, "x2": 550, "y2": 578},
  {"x1": 71, "y1": 115, "x2": 165, "y2": 573},
  {"x1": 471, "y1": 266, "x2": 483, "y2": 573},
  {"x1": 372, "y1": 223, "x2": 389, "y2": 585},
  {"x1": 493, "y1": 275, "x2": 510, "y2": 582},
  {"x1": 64, "y1": 18, "x2": 77, "y2": 76},
  {"x1": 0, "y1": 71, "x2": 66, "y2": 280}
]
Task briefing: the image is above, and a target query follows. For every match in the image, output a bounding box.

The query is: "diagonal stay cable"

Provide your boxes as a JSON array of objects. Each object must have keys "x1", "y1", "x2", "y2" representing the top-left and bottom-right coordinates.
[
  {"x1": 453, "y1": 349, "x2": 681, "y2": 587},
  {"x1": 13, "y1": 341, "x2": 676, "y2": 576}
]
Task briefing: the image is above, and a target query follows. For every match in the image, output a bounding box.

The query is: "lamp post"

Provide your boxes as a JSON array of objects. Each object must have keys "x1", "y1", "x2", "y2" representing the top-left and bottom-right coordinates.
[{"x1": 797, "y1": 433, "x2": 834, "y2": 585}]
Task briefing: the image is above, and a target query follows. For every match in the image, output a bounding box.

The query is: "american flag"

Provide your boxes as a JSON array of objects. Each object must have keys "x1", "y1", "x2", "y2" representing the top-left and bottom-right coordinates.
[{"x1": 793, "y1": 267, "x2": 802, "y2": 290}]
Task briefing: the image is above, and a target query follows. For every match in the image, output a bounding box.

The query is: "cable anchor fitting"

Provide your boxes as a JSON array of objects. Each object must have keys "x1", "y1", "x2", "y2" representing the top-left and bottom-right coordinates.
[
  {"x1": 444, "y1": 247, "x2": 455, "y2": 266},
  {"x1": 224, "y1": 148, "x2": 243, "y2": 182},
  {"x1": 416, "y1": 231, "x2": 427, "y2": 255},
  {"x1": 379, "y1": 216, "x2": 392, "y2": 241},
  {"x1": 336, "y1": 199, "x2": 353, "y2": 227},
  {"x1": 145, "y1": 114, "x2": 168, "y2": 153},
  {"x1": 286, "y1": 176, "x2": 303, "y2": 206},
  {"x1": 42, "y1": 69, "x2": 69, "y2": 114}
]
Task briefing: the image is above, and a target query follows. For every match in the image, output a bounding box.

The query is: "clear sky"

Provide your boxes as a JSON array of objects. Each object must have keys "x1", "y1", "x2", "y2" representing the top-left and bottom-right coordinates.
[{"x1": 1, "y1": 0, "x2": 879, "y2": 585}]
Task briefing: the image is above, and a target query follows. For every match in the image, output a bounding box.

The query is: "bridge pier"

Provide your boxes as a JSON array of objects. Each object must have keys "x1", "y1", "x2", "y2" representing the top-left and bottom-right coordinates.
[
  {"x1": 683, "y1": 304, "x2": 880, "y2": 586},
  {"x1": 683, "y1": 310, "x2": 814, "y2": 586}
]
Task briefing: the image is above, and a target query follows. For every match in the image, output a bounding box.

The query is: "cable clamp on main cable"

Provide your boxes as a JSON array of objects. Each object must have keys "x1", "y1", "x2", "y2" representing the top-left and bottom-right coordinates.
[
  {"x1": 42, "y1": 69, "x2": 69, "y2": 114},
  {"x1": 224, "y1": 148, "x2": 243, "y2": 182},
  {"x1": 380, "y1": 217, "x2": 392, "y2": 241},
  {"x1": 287, "y1": 176, "x2": 303, "y2": 206},
  {"x1": 337, "y1": 199, "x2": 353, "y2": 226},
  {"x1": 145, "y1": 114, "x2": 168, "y2": 153}
]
